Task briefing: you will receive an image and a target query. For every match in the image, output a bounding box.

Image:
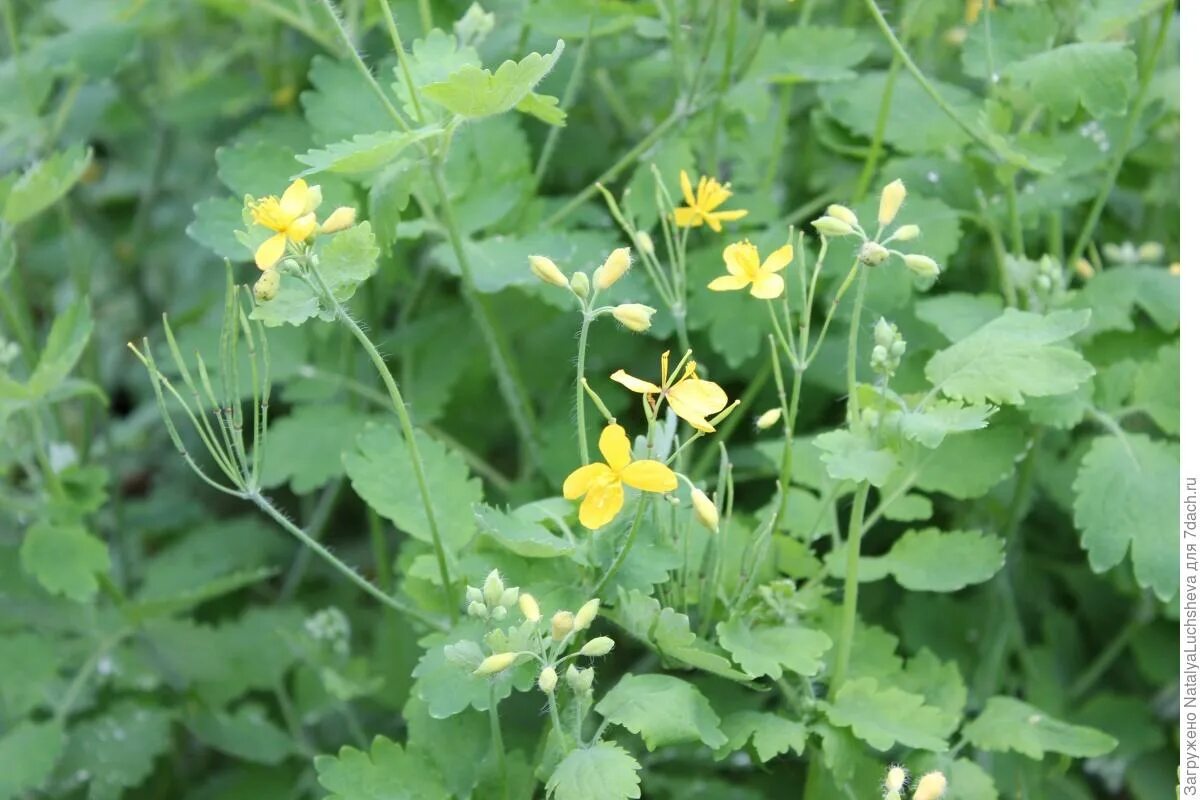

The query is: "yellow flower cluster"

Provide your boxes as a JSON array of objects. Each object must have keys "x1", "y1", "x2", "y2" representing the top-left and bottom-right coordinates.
[{"x1": 247, "y1": 178, "x2": 357, "y2": 272}]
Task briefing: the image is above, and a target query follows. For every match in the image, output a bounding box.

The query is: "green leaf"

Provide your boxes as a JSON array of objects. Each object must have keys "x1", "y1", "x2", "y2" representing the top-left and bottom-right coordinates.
[
  {"x1": 186, "y1": 703, "x2": 294, "y2": 765},
  {"x1": 912, "y1": 424, "x2": 1027, "y2": 499},
  {"x1": 344, "y1": 423, "x2": 482, "y2": 552},
  {"x1": 317, "y1": 221, "x2": 381, "y2": 296},
  {"x1": 2, "y1": 145, "x2": 92, "y2": 225},
  {"x1": 1076, "y1": 0, "x2": 1171, "y2": 42},
  {"x1": 188, "y1": 197, "x2": 247, "y2": 260},
  {"x1": 879, "y1": 528, "x2": 1005, "y2": 592},
  {"x1": 0, "y1": 633, "x2": 62, "y2": 717},
  {"x1": 515, "y1": 92, "x2": 567, "y2": 125},
  {"x1": 1132, "y1": 343, "x2": 1179, "y2": 434},
  {"x1": 314, "y1": 735, "x2": 449, "y2": 800},
  {"x1": 961, "y1": 4, "x2": 1057, "y2": 80},
  {"x1": 59, "y1": 701, "x2": 175, "y2": 800},
  {"x1": 24, "y1": 298, "x2": 93, "y2": 400},
  {"x1": 962, "y1": 697, "x2": 1117, "y2": 759},
  {"x1": 822, "y1": 677, "x2": 949, "y2": 752},
  {"x1": 0, "y1": 720, "x2": 64, "y2": 800},
  {"x1": 747, "y1": 25, "x2": 873, "y2": 83},
  {"x1": 295, "y1": 128, "x2": 440, "y2": 177},
  {"x1": 303, "y1": 56, "x2": 401, "y2": 144},
  {"x1": 718, "y1": 711, "x2": 808, "y2": 761},
  {"x1": 893, "y1": 649, "x2": 967, "y2": 738},
  {"x1": 925, "y1": 309, "x2": 1093, "y2": 405},
  {"x1": 422, "y1": 40, "x2": 565, "y2": 119},
  {"x1": 20, "y1": 520, "x2": 110, "y2": 602},
  {"x1": 261, "y1": 404, "x2": 374, "y2": 493},
  {"x1": 595, "y1": 674, "x2": 727, "y2": 751},
  {"x1": 248, "y1": 274, "x2": 324, "y2": 327},
  {"x1": 898, "y1": 400, "x2": 993, "y2": 449},
  {"x1": 915, "y1": 293, "x2": 1004, "y2": 342},
  {"x1": 1004, "y1": 43, "x2": 1137, "y2": 120},
  {"x1": 716, "y1": 618, "x2": 832, "y2": 679},
  {"x1": 1073, "y1": 433, "x2": 1178, "y2": 600},
  {"x1": 882, "y1": 493, "x2": 932, "y2": 522},
  {"x1": 474, "y1": 504, "x2": 572, "y2": 557},
  {"x1": 546, "y1": 742, "x2": 642, "y2": 800},
  {"x1": 814, "y1": 428, "x2": 897, "y2": 487}
]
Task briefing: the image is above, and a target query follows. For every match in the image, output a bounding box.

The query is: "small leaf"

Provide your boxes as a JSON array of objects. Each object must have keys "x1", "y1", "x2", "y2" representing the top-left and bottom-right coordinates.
[
  {"x1": 28, "y1": 298, "x2": 94, "y2": 399},
  {"x1": 963, "y1": 697, "x2": 1117, "y2": 759},
  {"x1": 295, "y1": 128, "x2": 440, "y2": 177},
  {"x1": 716, "y1": 618, "x2": 832, "y2": 679},
  {"x1": 546, "y1": 741, "x2": 642, "y2": 800},
  {"x1": 822, "y1": 677, "x2": 949, "y2": 752},
  {"x1": 20, "y1": 520, "x2": 110, "y2": 602},
  {"x1": 515, "y1": 92, "x2": 567, "y2": 125},
  {"x1": 2, "y1": 145, "x2": 92, "y2": 225},
  {"x1": 0, "y1": 720, "x2": 64, "y2": 800},
  {"x1": 314, "y1": 735, "x2": 449, "y2": 799},
  {"x1": 898, "y1": 400, "x2": 993, "y2": 449},
  {"x1": 474, "y1": 504, "x2": 572, "y2": 557},
  {"x1": 422, "y1": 40, "x2": 565, "y2": 119},
  {"x1": 718, "y1": 711, "x2": 808, "y2": 761},
  {"x1": 879, "y1": 528, "x2": 1005, "y2": 592},
  {"x1": 595, "y1": 674, "x2": 727, "y2": 751},
  {"x1": 185, "y1": 703, "x2": 294, "y2": 765},
  {"x1": 814, "y1": 428, "x2": 896, "y2": 487},
  {"x1": 58, "y1": 702, "x2": 175, "y2": 800},
  {"x1": 260, "y1": 404, "x2": 374, "y2": 494},
  {"x1": 1004, "y1": 43, "x2": 1137, "y2": 120}
]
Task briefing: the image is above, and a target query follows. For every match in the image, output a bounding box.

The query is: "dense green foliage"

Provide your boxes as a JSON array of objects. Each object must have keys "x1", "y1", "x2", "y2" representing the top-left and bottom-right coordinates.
[{"x1": 0, "y1": 0, "x2": 1180, "y2": 798}]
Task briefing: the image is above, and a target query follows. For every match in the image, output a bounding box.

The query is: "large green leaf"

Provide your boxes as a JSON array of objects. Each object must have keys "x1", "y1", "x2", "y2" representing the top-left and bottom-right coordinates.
[
  {"x1": 295, "y1": 128, "x2": 440, "y2": 177},
  {"x1": 716, "y1": 618, "x2": 832, "y2": 679},
  {"x1": 879, "y1": 528, "x2": 1005, "y2": 592},
  {"x1": 595, "y1": 674, "x2": 726, "y2": 751},
  {"x1": 260, "y1": 404, "x2": 374, "y2": 493},
  {"x1": 20, "y1": 520, "x2": 110, "y2": 602},
  {"x1": 422, "y1": 40, "x2": 565, "y2": 120},
  {"x1": 0, "y1": 720, "x2": 64, "y2": 800},
  {"x1": 546, "y1": 742, "x2": 642, "y2": 800},
  {"x1": 718, "y1": 711, "x2": 808, "y2": 761},
  {"x1": 314, "y1": 736, "x2": 449, "y2": 800},
  {"x1": 822, "y1": 677, "x2": 949, "y2": 752},
  {"x1": 963, "y1": 697, "x2": 1117, "y2": 759},
  {"x1": 2, "y1": 145, "x2": 92, "y2": 225},
  {"x1": 58, "y1": 702, "x2": 175, "y2": 800},
  {"x1": 1005, "y1": 43, "x2": 1137, "y2": 120}
]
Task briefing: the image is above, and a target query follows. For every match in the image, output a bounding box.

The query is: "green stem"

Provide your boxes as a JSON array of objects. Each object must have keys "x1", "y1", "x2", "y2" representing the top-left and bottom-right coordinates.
[
  {"x1": 845, "y1": 266, "x2": 869, "y2": 424},
  {"x1": 368, "y1": 509, "x2": 393, "y2": 590},
  {"x1": 854, "y1": 54, "x2": 901, "y2": 202},
  {"x1": 576, "y1": 308, "x2": 594, "y2": 463},
  {"x1": 546, "y1": 689, "x2": 572, "y2": 754},
  {"x1": 489, "y1": 683, "x2": 509, "y2": 800},
  {"x1": 831, "y1": 482, "x2": 870, "y2": 690},
  {"x1": 1066, "y1": 3, "x2": 1172, "y2": 267},
  {"x1": 592, "y1": 495, "x2": 650, "y2": 597}
]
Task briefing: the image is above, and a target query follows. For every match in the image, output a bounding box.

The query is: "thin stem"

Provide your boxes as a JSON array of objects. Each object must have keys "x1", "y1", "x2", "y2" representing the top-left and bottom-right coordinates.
[
  {"x1": 1067, "y1": 597, "x2": 1150, "y2": 700},
  {"x1": 576, "y1": 307, "x2": 594, "y2": 462},
  {"x1": 546, "y1": 689, "x2": 572, "y2": 754},
  {"x1": 845, "y1": 266, "x2": 869, "y2": 424},
  {"x1": 489, "y1": 683, "x2": 509, "y2": 800},
  {"x1": 592, "y1": 495, "x2": 650, "y2": 597},
  {"x1": 831, "y1": 482, "x2": 870, "y2": 690},
  {"x1": 854, "y1": 54, "x2": 901, "y2": 202}
]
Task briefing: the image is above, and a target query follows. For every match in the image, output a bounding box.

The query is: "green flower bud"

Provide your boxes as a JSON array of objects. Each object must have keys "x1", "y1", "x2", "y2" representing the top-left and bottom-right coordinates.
[
  {"x1": 813, "y1": 216, "x2": 855, "y2": 237},
  {"x1": 530, "y1": 255, "x2": 569, "y2": 288},
  {"x1": 574, "y1": 599, "x2": 601, "y2": 632},
  {"x1": 491, "y1": 606, "x2": 508, "y2": 621},
  {"x1": 902, "y1": 253, "x2": 940, "y2": 279},
  {"x1": 474, "y1": 652, "x2": 518, "y2": 676},
  {"x1": 468, "y1": 601, "x2": 488, "y2": 618},
  {"x1": 500, "y1": 587, "x2": 520, "y2": 608},
  {"x1": 253, "y1": 269, "x2": 281, "y2": 302},
  {"x1": 826, "y1": 204, "x2": 859, "y2": 227},
  {"x1": 483, "y1": 569, "x2": 504, "y2": 606},
  {"x1": 859, "y1": 241, "x2": 889, "y2": 267},
  {"x1": 566, "y1": 664, "x2": 594, "y2": 693},
  {"x1": 891, "y1": 224, "x2": 920, "y2": 242},
  {"x1": 580, "y1": 636, "x2": 615, "y2": 657},
  {"x1": 538, "y1": 666, "x2": 558, "y2": 693},
  {"x1": 466, "y1": 586, "x2": 484, "y2": 604},
  {"x1": 570, "y1": 271, "x2": 591, "y2": 299}
]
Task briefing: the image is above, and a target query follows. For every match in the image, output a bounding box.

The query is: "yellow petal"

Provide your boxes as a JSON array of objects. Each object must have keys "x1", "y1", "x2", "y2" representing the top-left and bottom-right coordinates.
[
  {"x1": 279, "y1": 179, "x2": 310, "y2": 219},
  {"x1": 667, "y1": 378, "x2": 728, "y2": 431},
  {"x1": 621, "y1": 460, "x2": 678, "y2": 493},
  {"x1": 709, "y1": 209, "x2": 749, "y2": 223},
  {"x1": 679, "y1": 170, "x2": 696, "y2": 208},
  {"x1": 598, "y1": 423, "x2": 631, "y2": 471},
  {"x1": 750, "y1": 272, "x2": 785, "y2": 299},
  {"x1": 254, "y1": 233, "x2": 287, "y2": 270},
  {"x1": 707, "y1": 274, "x2": 751, "y2": 292},
  {"x1": 563, "y1": 462, "x2": 613, "y2": 500},
  {"x1": 579, "y1": 480, "x2": 625, "y2": 530},
  {"x1": 700, "y1": 179, "x2": 732, "y2": 211},
  {"x1": 287, "y1": 212, "x2": 317, "y2": 241},
  {"x1": 674, "y1": 207, "x2": 704, "y2": 228},
  {"x1": 610, "y1": 370, "x2": 660, "y2": 395},
  {"x1": 762, "y1": 244, "x2": 794, "y2": 273},
  {"x1": 723, "y1": 241, "x2": 760, "y2": 279}
]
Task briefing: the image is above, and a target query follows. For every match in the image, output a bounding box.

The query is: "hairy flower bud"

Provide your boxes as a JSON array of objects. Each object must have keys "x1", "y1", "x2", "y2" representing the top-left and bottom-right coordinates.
[
  {"x1": 519, "y1": 593, "x2": 541, "y2": 622},
  {"x1": 538, "y1": 666, "x2": 558, "y2": 693},
  {"x1": 491, "y1": 606, "x2": 508, "y2": 621},
  {"x1": 595, "y1": 247, "x2": 632, "y2": 289},
  {"x1": 903, "y1": 253, "x2": 940, "y2": 279},
  {"x1": 813, "y1": 216, "x2": 855, "y2": 237},
  {"x1": 570, "y1": 271, "x2": 590, "y2": 299},
  {"x1": 913, "y1": 771, "x2": 947, "y2": 800},
  {"x1": 891, "y1": 224, "x2": 920, "y2": 242},
  {"x1": 635, "y1": 230, "x2": 655, "y2": 255},
  {"x1": 826, "y1": 204, "x2": 859, "y2": 227},
  {"x1": 1138, "y1": 241, "x2": 1164, "y2": 262},
  {"x1": 755, "y1": 407, "x2": 782, "y2": 430},
  {"x1": 319, "y1": 206, "x2": 356, "y2": 234},
  {"x1": 253, "y1": 269, "x2": 281, "y2": 302},
  {"x1": 500, "y1": 587, "x2": 519, "y2": 608},
  {"x1": 474, "y1": 652, "x2": 518, "y2": 676},
  {"x1": 1073, "y1": 258, "x2": 1095, "y2": 280},
  {"x1": 551, "y1": 611, "x2": 575, "y2": 641},
  {"x1": 885, "y1": 765, "x2": 907, "y2": 792},
  {"x1": 466, "y1": 586, "x2": 484, "y2": 604},
  {"x1": 304, "y1": 185, "x2": 324, "y2": 215},
  {"x1": 566, "y1": 664, "x2": 594, "y2": 694},
  {"x1": 612, "y1": 303, "x2": 655, "y2": 333},
  {"x1": 691, "y1": 488, "x2": 719, "y2": 533},
  {"x1": 483, "y1": 569, "x2": 505, "y2": 606},
  {"x1": 468, "y1": 601, "x2": 488, "y2": 618},
  {"x1": 574, "y1": 599, "x2": 600, "y2": 632},
  {"x1": 580, "y1": 636, "x2": 615, "y2": 657},
  {"x1": 878, "y1": 179, "x2": 907, "y2": 226},
  {"x1": 859, "y1": 241, "x2": 889, "y2": 267},
  {"x1": 530, "y1": 255, "x2": 569, "y2": 288}
]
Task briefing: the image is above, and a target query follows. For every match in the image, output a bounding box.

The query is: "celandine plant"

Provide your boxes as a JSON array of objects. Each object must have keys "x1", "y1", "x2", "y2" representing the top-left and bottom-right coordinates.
[{"x1": 0, "y1": 0, "x2": 1179, "y2": 799}]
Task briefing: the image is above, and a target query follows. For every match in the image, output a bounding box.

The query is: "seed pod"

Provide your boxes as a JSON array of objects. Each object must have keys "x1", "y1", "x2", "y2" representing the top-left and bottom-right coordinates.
[
  {"x1": 519, "y1": 593, "x2": 541, "y2": 622},
  {"x1": 483, "y1": 570, "x2": 505, "y2": 606},
  {"x1": 755, "y1": 408, "x2": 782, "y2": 430},
  {"x1": 913, "y1": 771, "x2": 947, "y2": 800},
  {"x1": 319, "y1": 206, "x2": 356, "y2": 234},
  {"x1": 580, "y1": 636, "x2": 615, "y2": 657},
  {"x1": 574, "y1": 599, "x2": 601, "y2": 631},
  {"x1": 253, "y1": 269, "x2": 281, "y2": 302},
  {"x1": 612, "y1": 303, "x2": 656, "y2": 333},
  {"x1": 691, "y1": 488, "x2": 719, "y2": 533},
  {"x1": 891, "y1": 224, "x2": 920, "y2": 242},
  {"x1": 826, "y1": 204, "x2": 859, "y2": 227},
  {"x1": 474, "y1": 652, "x2": 518, "y2": 676},
  {"x1": 570, "y1": 271, "x2": 591, "y2": 299},
  {"x1": 878, "y1": 179, "x2": 907, "y2": 226},
  {"x1": 538, "y1": 666, "x2": 558, "y2": 693},
  {"x1": 530, "y1": 255, "x2": 569, "y2": 288},
  {"x1": 903, "y1": 253, "x2": 940, "y2": 279},
  {"x1": 551, "y1": 611, "x2": 575, "y2": 641},
  {"x1": 813, "y1": 216, "x2": 855, "y2": 237},
  {"x1": 595, "y1": 247, "x2": 632, "y2": 289},
  {"x1": 859, "y1": 241, "x2": 889, "y2": 267}
]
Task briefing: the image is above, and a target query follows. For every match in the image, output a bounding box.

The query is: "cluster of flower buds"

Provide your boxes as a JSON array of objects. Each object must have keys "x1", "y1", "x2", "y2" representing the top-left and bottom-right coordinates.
[
  {"x1": 466, "y1": 569, "x2": 521, "y2": 621},
  {"x1": 529, "y1": 248, "x2": 657, "y2": 334},
  {"x1": 870, "y1": 318, "x2": 906, "y2": 377},
  {"x1": 811, "y1": 180, "x2": 940, "y2": 280},
  {"x1": 883, "y1": 766, "x2": 947, "y2": 800},
  {"x1": 1009, "y1": 254, "x2": 1066, "y2": 311},
  {"x1": 303, "y1": 607, "x2": 351, "y2": 657}
]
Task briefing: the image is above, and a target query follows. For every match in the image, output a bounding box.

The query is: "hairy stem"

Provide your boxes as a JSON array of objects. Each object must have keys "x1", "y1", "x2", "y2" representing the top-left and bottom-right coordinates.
[{"x1": 831, "y1": 482, "x2": 870, "y2": 690}]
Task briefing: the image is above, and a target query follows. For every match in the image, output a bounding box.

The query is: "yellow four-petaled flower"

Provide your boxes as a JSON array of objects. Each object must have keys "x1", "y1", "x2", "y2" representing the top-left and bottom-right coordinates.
[
  {"x1": 708, "y1": 240, "x2": 793, "y2": 300},
  {"x1": 611, "y1": 351, "x2": 729, "y2": 432},
  {"x1": 674, "y1": 171, "x2": 748, "y2": 232},
  {"x1": 563, "y1": 424, "x2": 678, "y2": 530},
  {"x1": 249, "y1": 178, "x2": 321, "y2": 270}
]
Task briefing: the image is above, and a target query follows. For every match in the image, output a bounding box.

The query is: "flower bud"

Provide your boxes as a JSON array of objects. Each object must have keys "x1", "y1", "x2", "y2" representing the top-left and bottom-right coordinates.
[
  {"x1": 500, "y1": 587, "x2": 520, "y2": 608},
  {"x1": 826, "y1": 204, "x2": 859, "y2": 227},
  {"x1": 691, "y1": 488, "x2": 719, "y2": 533},
  {"x1": 483, "y1": 569, "x2": 505, "y2": 606},
  {"x1": 304, "y1": 185, "x2": 324, "y2": 215},
  {"x1": 474, "y1": 652, "x2": 518, "y2": 676},
  {"x1": 871, "y1": 344, "x2": 888, "y2": 364},
  {"x1": 538, "y1": 666, "x2": 558, "y2": 693},
  {"x1": 253, "y1": 269, "x2": 281, "y2": 302},
  {"x1": 595, "y1": 247, "x2": 632, "y2": 289},
  {"x1": 491, "y1": 606, "x2": 508, "y2": 621},
  {"x1": 903, "y1": 253, "x2": 940, "y2": 279},
  {"x1": 519, "y1": 593, "x2": 541, "y2": 622},
  {"x1": 1073, "y1": 258, "x2": 1095, "y2": 280},
  {"x1": 466, "y1": 586, "x2": 484, "y2": 604},
  {"x1": 874, "y1": 317, "x2": 895, "y2": 348},
  {"x1": 913, "y1": 771, "x2": 947, "y2": 800},
  {"x1": 574, "y1": 599, "x2": 600, "y2": 632},
  {"x1": 885, "y1": 765, "x2": 907, "y2": 792},
  {"x1": 1138, "y1": 242, "x2": 1164, "y2": 262},
  {"x1": 755, "y1": 407, "x2": 782, "y2": 430},
  {"x1": 813, "y1": 216, "x2": 855, "y2": 237},
  {"x1": 570, "y1": 271, "x2": 590, "y2": 299},
  {"x1": 1170, "y1": 262, "x2": 1181, "y2": 276},
  {"x1": 566, "y1": 664, "x2": 593, "y2": 693},
  {"x1": 859, "y1": 241, "x2": 889, "y2": 267},
  {"x1": 878, "y1": 179, "x2": 907, "y2": 226},
  {"x1": 468, "y1": 601, "x2": 488, "y2": 618},
  {"x1": 635, "y1": 231, "x2": 655, "y2": 255},
  {"x1": 580, "y1": 636, "x2": 615, "y2": 657},
  {"x1": 891, "y1": 224, "x2": 920, "y2": 242},
  {"x1": 530, "y1": 255, "x2": 569, "y2": 288},
  {"x1": 319, "y1": 205, "x2": 356, "y2": 234},
  {"x1": 612, "y1": 303, "x2": 655, "y2": 333},
  {"x1": 551, "y1": 611, "x2": 575, "y2": 641}
]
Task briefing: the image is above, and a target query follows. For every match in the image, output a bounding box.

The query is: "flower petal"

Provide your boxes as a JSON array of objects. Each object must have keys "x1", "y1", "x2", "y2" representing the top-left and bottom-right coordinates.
[
  {"x1": 700, "y1": 179, "x2": 732, "y2": 212},
  {"x1": 563, "y1": 462, "x2": 613, "y2": 500},
  {"x1": 709, "y1": 209, "x2": 749, "y2": 223},
  {"x1": 286, "y1": 213, "x2": 317, "y2": 241},
  {"x1": 254, "y1": 233, "x2": 287, "y2": 271},
  {"x1": 761, "y1": 244, "x2": 794, "y2": 273},
  {"x1": 670, "y1": 378, "x2": 728, "y2": 418},
  {"x1": 707, "y1": 274, "x2": 751, "y2": 292},
  {"x1": 674, "y1": 208, "x2": 704, "y2": 228},
  {"x1": 598, "y1": 423, "x2": 632, "y2": 471},
  {"x1": 750, "y1": 272, "x2": 785, "y2": 300},
  {"x1": 621, "y1": 460, "x2": 679, "y2": 493},
  {"x1": 611, "y1": 369, "x2": 661, "y2": 395},
  {"x1": 723, "y1": 241, "x2": 760, "y2": 279},
  {"x1": 279, "y1": 179, "x2": 310, "y2": 219},
  {"x1": 579, "y1": 480, "x2": 625, "y2": 530},
  {"x1": 679, "y1": 170, "x2": 696, "y2": 208}
]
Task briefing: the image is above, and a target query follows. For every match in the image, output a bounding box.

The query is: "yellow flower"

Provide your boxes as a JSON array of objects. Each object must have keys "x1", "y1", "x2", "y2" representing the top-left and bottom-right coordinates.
[
  {"x1": 610, "y1": 351, "x2": 729, "y2": 432},
  {"x1": 674, "y1": 171, "x2": 748, "y2": 232},
  {"x1": 563, "y1": 424, "x2": 678, "y2": 530},
  {"x1": 708, "y1": 240, "x2": 793, "y2": 300},
  {"x1": 248, "y1": 179, "x2": 321, "y2": 270}
]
